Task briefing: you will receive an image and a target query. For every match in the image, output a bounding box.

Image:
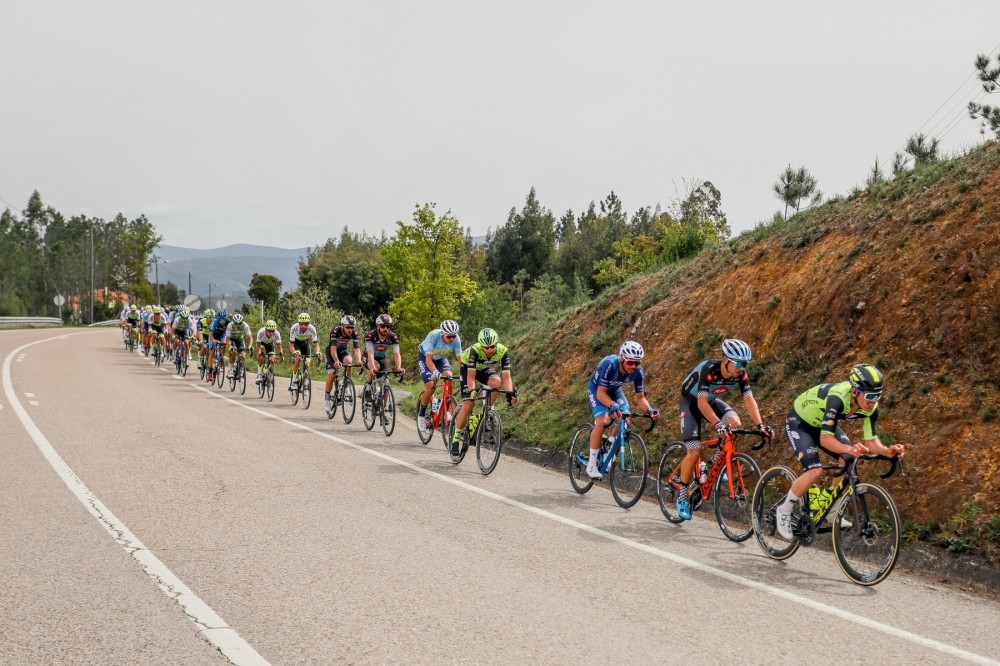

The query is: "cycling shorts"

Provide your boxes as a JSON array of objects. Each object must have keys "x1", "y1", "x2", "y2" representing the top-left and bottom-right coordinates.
[
  {"x1": 172, "y1": 328, "x2": 189, "y2": 341},
  {"x1": 784, "y1": 407, "x2": 851, "y2": 472},
  {"x1": 588, "y1": 385, "x2": 630, "y2": 419},
  {"x1": 679, "y1": 397, "x2": 736, "y2": 450},
  {"x1": 228, "y1": 337, "x2": 247, "y2": 353},
  {"x1": 418, "y1": 356, "x2": 451, "y2": 383},
  {"x1": 459, "y1": 364, "x2": 499, "y2": 401},
  {"x1": 362, "y1": 355, "x2": 388, "y2": 374},
  {"x1": 292, "y1": 339, "x2": 313, "y2": 358},
  {"x1": 326, "y1": 348, "x2": 354, "y2": 372}
]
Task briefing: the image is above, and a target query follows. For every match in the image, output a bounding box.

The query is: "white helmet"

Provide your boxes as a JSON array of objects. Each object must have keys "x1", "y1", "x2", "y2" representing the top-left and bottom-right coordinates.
[
  {"x1": 440, "y1": 319, "x2": 460, "y2": 336},
  {"x1": 619, "y1": 340, "x2": 645, "y2": 361},
  {"x1": 232, "y1": 313, "x2": 244, "y2": 324},
  {"x1": 721, "y1": 339, "x2": 752, "y2": 363}
]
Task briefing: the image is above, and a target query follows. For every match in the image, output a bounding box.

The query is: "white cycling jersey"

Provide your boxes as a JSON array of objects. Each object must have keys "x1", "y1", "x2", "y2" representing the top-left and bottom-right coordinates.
[{"x1": 256, "y1": 328, "x2": 283, "y2": 345}]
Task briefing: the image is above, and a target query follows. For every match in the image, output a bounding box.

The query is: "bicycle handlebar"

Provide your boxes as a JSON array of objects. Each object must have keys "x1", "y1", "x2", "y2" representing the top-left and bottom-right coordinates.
[
  {"x1": 703, "y1": 428, "x2": 770, "y2": 451},
  {"x1": 622, "y1": 412, "x2": 657, "y2": 433},
  {"x1": 823, "y1": 453, "x2": 903, "y2": 479}
]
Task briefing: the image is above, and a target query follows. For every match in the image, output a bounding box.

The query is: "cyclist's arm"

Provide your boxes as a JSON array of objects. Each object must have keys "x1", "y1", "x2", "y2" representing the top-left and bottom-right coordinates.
[
  {"x1": 695, "y1": 365, "x2": 722, "y2": 424},
  {"x1": 819, "y1": 395, "x2": 866, "y2": 456},
  {"x1": 424, "y1": 351, "x2": 438, "y2": 374},
  {"x1": 353, "y1": 345, "x2": 362, "y2": 366},
  {"x1": 635, "y1": 391, "x2": 652, "y2": 413},
  {"x1": 392, "y1": 345, "x2": 402, "y2": 372},
  {"x1": 501, "y1": 369, "x2": 514, "y2": 395},
  {"x1": 742, "y1": 394, "x2": 765, "y2": 427}
]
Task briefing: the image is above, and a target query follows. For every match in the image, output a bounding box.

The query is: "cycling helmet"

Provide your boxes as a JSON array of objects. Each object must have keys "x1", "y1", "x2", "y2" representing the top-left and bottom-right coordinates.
[
  {"x1": 265, "y1": 319, "x2": 277, "y2": 330},
  {"x1": 721, "y1": 339, "x2": 752, "y2": 363},
  {"x1": 218, "y1": 309, "x2": 227, "y2": 319},
  {"x1": 478, "y1": 328, "x2": 499, "y2": 346},
  {"x1": 232, "y1": 313, "x2": 244, "y2": 324},
  {"x1": 128, "y1": 304, "x2": 136, "y2": 312},
  {"x1": 375, "y1": 314, "x2": 392, "y2": 326},
  {"x1": 182, "y1": 306, "x2": 191, "y2": 316},
  {"x1": 619, "y1": 340, "x2": 645, "y2": 361},
  {"x1": 297, "y1": 312, "x2": 310, "y2": 323},
  {"x1": 204, "y1": 309, "x2": 215, "y2": 318},
  {"x1": 849, "y1": 364, "x2": 884, "y2": 394},
  {"x1": 441, "y1": 319, "x2": 460, "y2": 336},
  {"x1": 144, "y1": 305, "x2": 152, "y2": 313},
  {"x1": 152, "y1": 306, "x2": 163, "y2": 314},
  {"x1": 341, "y1": 315, "x2": 356, "y2": 327}
]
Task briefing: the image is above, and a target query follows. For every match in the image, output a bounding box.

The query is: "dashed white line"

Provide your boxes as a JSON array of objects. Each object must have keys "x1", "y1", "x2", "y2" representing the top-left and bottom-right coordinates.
[
  {"x1": 3, "y1": 336, "x2": 269, "y2": 666},
  {"x1": 29, "y1": 400, "x2": 39, "y2": 406},
  {"x1": 25, "y1": 392, "x2": 35, "y2": 397}
]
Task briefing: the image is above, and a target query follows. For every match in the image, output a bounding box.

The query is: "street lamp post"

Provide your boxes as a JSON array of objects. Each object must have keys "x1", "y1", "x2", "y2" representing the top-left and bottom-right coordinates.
[{"x1": 153, "y1": 254, "x2": 160, "y2": 304}]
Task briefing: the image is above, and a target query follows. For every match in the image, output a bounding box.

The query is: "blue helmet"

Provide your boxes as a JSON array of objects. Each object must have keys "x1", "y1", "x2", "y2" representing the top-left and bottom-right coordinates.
[{"x1": 218, "y1": 310, "x2": 227, "y2": 319}]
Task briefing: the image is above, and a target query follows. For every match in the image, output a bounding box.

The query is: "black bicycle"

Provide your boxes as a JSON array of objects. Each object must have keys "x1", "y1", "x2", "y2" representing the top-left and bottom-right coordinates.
[
  {"x1": 449, "y1": 385, "x2": 516, "y2": 475},
  {"x1": 228, "y1": 352, "x2": 247, "y2": 395},
  {"x1": 361, "y1": 370, "x2": 403, "y2": 437},
  {"x1": 173, "y1": 341, "x2": 189, "y2": 377},
  {"x1": 289, "y1": 355, "x2": 313, "y2": 409},
  {"x1": 326, "y1": 365, "x2": 358, "y2": 424},
  {"x1": 752, "y1": 454, "x2": 903, "y2": 586}
]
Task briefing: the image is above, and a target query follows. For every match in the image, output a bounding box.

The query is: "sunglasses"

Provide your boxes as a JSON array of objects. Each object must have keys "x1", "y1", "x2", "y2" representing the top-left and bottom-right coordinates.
[
  {"x1": 377, "y1": 324, "x2": 389, "y2": 329},
  {"x1": 482, "y1": 344, "x2": 497, "y2": 351},
  {"x1": 727, "y1": 358, "x2": 747, "y2": 369},
  {"x1": 862, "y1": 392, "x2": 882, "y2": 401},
  {"x1": 343, "y1": 326, "x2": 354, "y2": 330},
  {"x1": 622, "y1": 360, "x2": 640, "y2": 368},
  {"x1": 443, "y1": 334, "x2": 455, "y2": 341}
]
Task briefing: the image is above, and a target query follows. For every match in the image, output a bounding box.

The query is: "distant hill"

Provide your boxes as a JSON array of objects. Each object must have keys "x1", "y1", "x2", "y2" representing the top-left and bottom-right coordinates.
[{"x1": 148, "y1": 244, "x2": 312, "y2": 307}]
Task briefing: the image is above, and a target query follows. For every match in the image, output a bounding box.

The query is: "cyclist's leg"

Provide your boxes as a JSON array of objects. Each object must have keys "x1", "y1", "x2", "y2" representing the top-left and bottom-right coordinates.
[
  {"x1": 416, "y1": 356, "x2": 437, "y2": 423},
  {"x1": 453, "y1": 364, "x2": 475, "y2": 434},
  {"x1": 324, "y1": 351, "x2": 337, "y2": 398},
  {"x1": 773, "y1": 410, "x2": 832, "y2": 536}
]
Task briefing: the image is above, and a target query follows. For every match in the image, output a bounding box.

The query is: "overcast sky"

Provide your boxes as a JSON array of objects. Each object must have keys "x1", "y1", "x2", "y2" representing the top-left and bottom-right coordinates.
[{"x1": 2, "y1": 1, "x2": 998, "y2": 250}]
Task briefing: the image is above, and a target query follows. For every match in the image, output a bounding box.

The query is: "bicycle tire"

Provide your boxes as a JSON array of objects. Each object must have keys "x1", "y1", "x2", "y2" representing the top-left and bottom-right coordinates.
[
  {"x1": 257, "y1": 364, "x2": 265, "y2": 398},
  {"x1": 341, "y1": 375, "x2": 356, "y2": 424},
  {"x1": 361, "y1": 383, "x2": 376, "y2": 430},
  {"x1": 568, "y1": 424, "x2": 595, "y2": 494},
  {"x1": 832, "y1": 482, "x2": 901, "y2": 586},
  {"x1": 476, "y1": 409, "x2": 503, "y2": 475},
  {"x1": 440, "y1": 396, "x2": 458, "y2": 450},
  {"x1": 417, "y1": 396, "x2": 435, "y2": 445},
  {"x1": 215, "y1": 362, "x2": 225, "y2": 388},
  {"x1": 228, "y1": 362, "x2": 237, "y2": 391},
  {"x1": 752, "y1": 465, "x2": 802, "y2": 560},
  {"x1": 610, "y1": 431, "x2": 648, "y2": 508},
  {"x1": 714, "y1": 452, "x2": 761, "y2": 542},
  {"x1": 380, "y1": 383, "x2": 396, "y2": 437},
  {"x1": 302, "y1": 370, "x2": 312, "y2": 409},
  {"x1": 200, "y1": 357, "x2": 206, "y2": 381},
  {"x1": 290, "y1": 372, "x2": 300, "y2": 406},
  {"x1": 265, "y1": 368, "x2": 275, "y2": 402},
  {"x1": 656, "y1": 443, "x2": 687, "y2": 524},
  {"x1": 181, "y1": 351, "x2": 189, "y2": 377},
  {"x1": 238, "y1": 359, "x2": 246, "y2": 394}
]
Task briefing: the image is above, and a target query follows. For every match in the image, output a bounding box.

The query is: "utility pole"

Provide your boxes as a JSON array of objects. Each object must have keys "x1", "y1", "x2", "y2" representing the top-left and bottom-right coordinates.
[
  {"x1": 89, "y1": 221, "x2": 95, "y2": 324},
  {"x1": 188, "y1": 272, "x2": 192, "y2": 298}
]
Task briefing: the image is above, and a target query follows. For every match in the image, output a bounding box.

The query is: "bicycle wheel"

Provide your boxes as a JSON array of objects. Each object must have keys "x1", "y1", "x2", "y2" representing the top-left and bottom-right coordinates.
[
  {"x1": 238, "y1": 359, "x2": 246, "y2": 394},
  {"x1": 265, "y1": 368, "x2": 275, "y2": 402},
  {"x1": 341, "y1": 376, "x2": 356, "y2": 424},
  {"x1": 228, "y1": 361, "x2": 237, "y2": 391},
  {"x1": 181, "y1": 350, "x2": 189, "y2": 377},
  {"x1": 567, "y1": 424, "x2": 595, "y2": 494},
  {"x1": 257, "y1": 365, "x2": 265, "y2": 398},
  {"x1": 290, "y1": 373, "x2": 300, "y2": 406},
  {"x1": 440, "y1": 396, "x2": 459, "y2": 449},
  {"x1": 417, "y1": 397, "x2": 435, "y2": 445},
  {"x1": 326, "y1": 383, "x2": 338, "y2": 419},
  {"x1": 302, "y1": 370, "x2": 312, "y2": 409},
  {"x1": 216, "y1": 362, "x2": 225, "y2": 388},
  {"x1": 361, "y1": 383, "x2": 376, "y2": 430},
  {"x1": 476, "y1": 409, "x2": 504, "y2": 475},
  {"x1": 610, "y1": 431, "x2": 648, "y2": 508},
  {"x1": 714, "y1": 453, "x2": 762, "y2": 542},
  {"x1": 200, "y1": 356, "x2": 206, "y2": 381},
  {"x1": 380, "y1": 383, "x2": 395, "y2": 437},
  {"x1": 752, "y1": 465, "x2": 802, "y2": 560},
  {"x1": 832, "y1": 483, "x2": 901, "y2": 586},
  {"x1": 656, "y1": 443, "x2": 687, "y2": 523}
]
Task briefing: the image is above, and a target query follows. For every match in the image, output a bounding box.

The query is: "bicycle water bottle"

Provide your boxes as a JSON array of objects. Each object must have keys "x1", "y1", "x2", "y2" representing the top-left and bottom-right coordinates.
[
  {"x1": 432, "y1": 397, "x2": 441, "y2": 415},
  {"x1": 698, "y1": 461, "x2": 708, "y2": 484}
]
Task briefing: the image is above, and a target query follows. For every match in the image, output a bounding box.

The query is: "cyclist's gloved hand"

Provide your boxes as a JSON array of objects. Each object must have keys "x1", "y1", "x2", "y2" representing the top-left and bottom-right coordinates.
[
  {"x1": 430, "y1": 370, "x2": 441, "y2": 380},
  {"x1": 757, "y1": 423, "x2": 774, "y2": 439},
  {"x1": 608, "y1": 402, "x2": 622, "y2": 418},
  {"x1": 648, "y1": 408, "x2": 660, "y2": 419},
  {"x1": 715, "y1": 420, "x2": 731, "y2": 436}
]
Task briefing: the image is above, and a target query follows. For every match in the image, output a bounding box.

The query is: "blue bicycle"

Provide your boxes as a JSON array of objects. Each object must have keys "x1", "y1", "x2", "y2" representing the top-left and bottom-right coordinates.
[{"x1": 568, "y1": 413, "x2": 654, "y2": 508}]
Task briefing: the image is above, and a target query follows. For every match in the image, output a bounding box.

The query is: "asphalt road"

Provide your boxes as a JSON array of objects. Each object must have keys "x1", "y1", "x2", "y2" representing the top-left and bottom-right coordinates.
[{"x1": 2, "y1": 328, "x2": 999, "y2": 665}]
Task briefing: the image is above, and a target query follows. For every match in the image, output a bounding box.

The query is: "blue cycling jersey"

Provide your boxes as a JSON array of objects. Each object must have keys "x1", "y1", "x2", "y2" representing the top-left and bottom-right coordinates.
[
  {"x1": 588, "y1": 355, "x2": 645, "y2": 395},
  {"x1": 418, "y1": 329, "x2": 462, "y2": 361},
  {"x1": 680, "y1": 359, "x2": 751, "y2": 402}
]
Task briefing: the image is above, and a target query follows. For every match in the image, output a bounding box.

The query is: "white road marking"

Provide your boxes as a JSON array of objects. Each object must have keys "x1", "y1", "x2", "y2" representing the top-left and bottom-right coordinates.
[
  {"x1": 194, "y1": 381, "x2": 999, "y2": 666},
  {"x1": 25, "y1": 392, "x2": 35, "y2": 397},
  {"x1": 3, "y1": 337, "x2": 269, "y2": 666},
  {"x1": 29, "y1": 400, "x2": 39, "y2": 406}
]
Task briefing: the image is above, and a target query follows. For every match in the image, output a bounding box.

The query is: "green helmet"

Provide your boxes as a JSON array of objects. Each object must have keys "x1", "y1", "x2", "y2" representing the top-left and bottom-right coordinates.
[
  {"x1": 265, "y1": 319, "x2": 277, "y2": 330},
  {"x1": 204, "y1": 309, "x2": 216, "y2": 318},
  {"x1": 478, "y1": 328, "x2": 499, "y2": 346}
]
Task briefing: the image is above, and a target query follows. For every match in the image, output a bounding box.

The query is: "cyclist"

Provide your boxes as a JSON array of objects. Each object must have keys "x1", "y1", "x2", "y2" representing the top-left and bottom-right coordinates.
[
  {"x1": 196, "y1": 309, "x2": 215, "y2": 371},
  {"x1": 288, "y1": 312, "x2": 320, "y2": 391},
  {"x1": 774, "y1": 364, "x2": 905, "y2": 539},
  {"x1": 140, "y1": 305, "x2": 153, "y2": 352},
  {"x1": 207, "y1": 309, "x2": 230, "y2": 383},
  {"x1": 124, "y1": 305, "x2": 140, "y2": 344},
  {"x1": 255, "y1": 319, "x2": 284, "y2": 384},
  {"x1": 585, "y1": 341, "x2": 660, "y2": 478},
  {"x1": 363, "y1": 314, "x2": 404, "y2": 382},
  {"x1": 325, "y1": 315, "x2": 363, "y2": 410},
  {"x1": 170, "y1": 306, "x2": 195, "y2": 364},
  {"x1": 224, "y1": 313, "x2": 253, "y2": 378},
  {"x1": 673, "y1": 339, "x2": 774, "y2": 521},
  {"x1": 417, "y1": 319, "x2": 462, "y2": 433},
  {"x1": 450, "y1": 328, "x2": 517, "y2": 456},
  {"x1": 147, "y1": 306, "x2": 169, "y2": 355}
]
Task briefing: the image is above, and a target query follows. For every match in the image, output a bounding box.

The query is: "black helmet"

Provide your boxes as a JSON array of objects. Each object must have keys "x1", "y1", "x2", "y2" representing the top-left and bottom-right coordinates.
[{"x1": 848, "y1": 364, "x2": 884, "y2": 394}]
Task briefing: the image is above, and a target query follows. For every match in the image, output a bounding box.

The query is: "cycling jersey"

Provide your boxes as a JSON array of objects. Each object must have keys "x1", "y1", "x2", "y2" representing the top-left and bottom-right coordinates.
[
  {"x1": 681, "y1": 359, "x2": 752, "y2": 402},
  {"x1": 460, "y1": 343, "x2": 510, "y2": 373},
  {"x1": 148, "y1": 314, "x2": 168, "y2": 331},
  {"x1": 365, "y1": 328, "x2": 400, "y2": 360},
  {"x1": 256, "y1": 328, "x2": 282, "y2": 346},
  {"x1": 289, "y1": 323, "x2": 318, "y2": 344},
  {"x1": 418, "y1": 329, "x2": 462, "y2": 361},
  {"x1": 588, "y1": 355, "x2": 645, "y2": 395},
  {"x1": 210, "y1": 316, "x2": 230, "y2": 341},
  {"x1": 126, "y1": 312, "x2": 140, "y2": 324},
  {"x1": 327, "y1": 325, "x2": 359, "y2": 352},
  {"x1": 225, "y1": 321, "x2": 252, "y2": 341},
  {"x1": 793, "y1": 381, "x2": 879, "y2": 440},
  {"x1": 198, "y1": 317, "x2": 212, "y2": 335},
  {"x1": 171, "y1": 314, "x2": 193, "y2": 332}
]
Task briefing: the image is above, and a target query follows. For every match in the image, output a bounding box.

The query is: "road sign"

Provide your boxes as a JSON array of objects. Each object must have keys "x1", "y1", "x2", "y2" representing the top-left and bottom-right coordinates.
[
  {"x1": 53, "y1": 294, "x2": 65, "y2": 306},
  {"x1": 216, "y1": 300, "x2": 227, "y2": 310},
  {"x1": 184, "y1": 294, "x2": 202, "y2": 311}
]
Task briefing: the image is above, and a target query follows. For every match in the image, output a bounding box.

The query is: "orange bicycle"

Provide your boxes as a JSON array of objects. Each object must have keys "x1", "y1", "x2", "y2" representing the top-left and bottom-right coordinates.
[
  {"x1": 416, "y1": 376, "x2": 458, "y2": 449},
  {"x1": 656, "y1": 428, "x2": 768, "y2": 541}
]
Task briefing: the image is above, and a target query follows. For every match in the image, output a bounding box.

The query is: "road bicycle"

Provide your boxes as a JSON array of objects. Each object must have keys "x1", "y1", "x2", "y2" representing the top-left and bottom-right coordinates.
[
  {"x1": 751, "y1": 453, "x2": 904, "y2": 586},
  {"x1": 152, "y1": 335, "x2": 164, "y2": 367},
  {"x1": 325, "y1": 365, "x2": 357, "y2": 424},
  {"x1": 173, "y1": 339, "x2": 189, "y2": 377},
  {"x1": 568, "y1": 413, "x2": 654, "y2": 509},
  {"x1": 212, "y1": 350, "x2": 226, "y2": 388},
  {"x1": 362, "y1": 369, "x2": 403, "y2": 437},
  {"x1": 656, "y1": 428, "x2": 768, "y2": 542},
  {"x1": 256, "y1": 352, "x2": 278, "y2": 402},
  {"x1": 289, "y1": 354, "x2": 313, "y2": 409},
  {"x1": 228, "y1": 351, "x2": 247, "y2": 395},
  {"x1": 417, "y1": 376, "x2": 458, "y2": 448},
  {"x1": 197, "y1": 341, "x2": 208, "y2": 381},
  {"x1": 449, "y1": 385, "x2": 517, "y2": 475}
]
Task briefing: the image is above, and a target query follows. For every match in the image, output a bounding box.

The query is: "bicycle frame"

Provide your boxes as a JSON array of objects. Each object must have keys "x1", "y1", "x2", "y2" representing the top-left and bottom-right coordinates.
[
  {"x1": 668, "y1": 429, "x2": 767, "y2": 505},
  {"x1": 805, "y1": 455, "x2": 903, "y2": 537},
  {"x1": 591, "y1": 414, "x2": 655, "y2": 475}
]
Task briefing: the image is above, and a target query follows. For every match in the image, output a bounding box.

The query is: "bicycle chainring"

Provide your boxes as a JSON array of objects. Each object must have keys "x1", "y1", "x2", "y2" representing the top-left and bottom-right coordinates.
[
  {"x1": 689, "y1": 486, "x2": 704, "y2": 512},
  {"x1": 797, "y1": 514, "x2": 816, "y2": 546}
]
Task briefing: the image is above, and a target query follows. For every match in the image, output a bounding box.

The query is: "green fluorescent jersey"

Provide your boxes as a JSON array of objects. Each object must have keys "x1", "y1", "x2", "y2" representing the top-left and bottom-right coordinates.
[
  {"x1": 460, "y1": 342, "x2": 510, "y2": 373},
  {"x1": 793, "y1": 381, "x2": 879, "y2": 440}
]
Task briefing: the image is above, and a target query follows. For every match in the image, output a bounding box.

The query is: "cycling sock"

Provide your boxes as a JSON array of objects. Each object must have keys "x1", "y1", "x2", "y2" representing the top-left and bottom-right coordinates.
[
  {"x1": 778, "y1": 490, "x2": 799, "y2": 515},
  {"x1": 678, "y1": 485, "x2": 689, "y2": 501},
  {"x1": 418, "y1": 404, "x2": 426, "y2": 417},
  {"x1": 588, "y1": 449, "x2": 598, "y2": 468}
]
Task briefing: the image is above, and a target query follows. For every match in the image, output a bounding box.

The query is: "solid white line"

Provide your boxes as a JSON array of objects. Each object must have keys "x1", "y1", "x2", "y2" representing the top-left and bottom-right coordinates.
[
  {"x1": 193, "y1": 382, "x2": 999, "y2": 666},
  {"x1": 3, "y1": 336, "x2": 270, "y2": 666}
]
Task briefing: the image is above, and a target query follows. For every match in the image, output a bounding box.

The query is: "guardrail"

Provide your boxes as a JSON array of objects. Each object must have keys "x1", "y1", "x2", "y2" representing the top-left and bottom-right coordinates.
[
  {"x1": 89, "y1": 319, "x2": 121, "y2": 327},
  {"x1": 0, "y1": 316, "x2": 64, "y2": 329}
]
